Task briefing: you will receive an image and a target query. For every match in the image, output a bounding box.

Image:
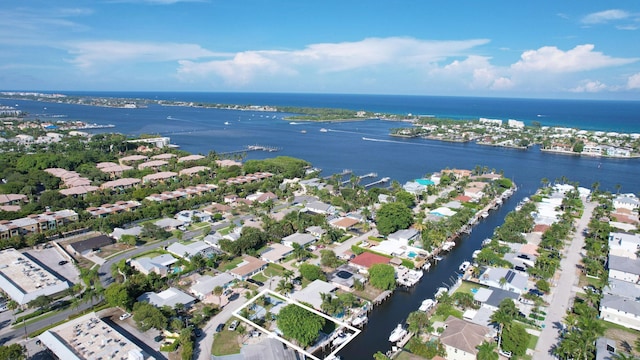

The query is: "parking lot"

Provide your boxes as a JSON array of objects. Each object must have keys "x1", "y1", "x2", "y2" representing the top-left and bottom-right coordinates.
[
  {"x1": 99, "y1": 308, "x2": 167, "y2": 360},
  {"x1": 25, "y1": 247, "x2": 80, "y2": 285}
]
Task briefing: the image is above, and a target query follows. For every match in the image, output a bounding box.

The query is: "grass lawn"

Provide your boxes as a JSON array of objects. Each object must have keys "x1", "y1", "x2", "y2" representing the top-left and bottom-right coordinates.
[
  {"x1": 252, "y1": 273, "x2": 268, "y2": 282},
  {"x1": 527, "y1": 335, "x2": 538, "y2": 350},
  {"x1": 263, "y1": 264, "x2": 285, "y2": 277},
  {"x1": 352, "y1": 285, "x2": 385, "y2": 302},
  {"x1": 453, "y1": 280, "x2": 487, "y2": 295},
  {"x1": 218, "y1": 226, "x2": 234, "y2": 236},
  {"x1": 211, "y1": 331, "x2": 241, "y2": 356},
  {"x1": 221, "y1": 257, "x2": 244, "y2": 271}
]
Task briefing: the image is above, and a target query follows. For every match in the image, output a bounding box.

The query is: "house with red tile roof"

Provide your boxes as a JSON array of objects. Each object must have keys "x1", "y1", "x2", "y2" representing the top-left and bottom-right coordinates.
[{"x1": 350, "y1": 252, "x2": 390, "y2": 273}]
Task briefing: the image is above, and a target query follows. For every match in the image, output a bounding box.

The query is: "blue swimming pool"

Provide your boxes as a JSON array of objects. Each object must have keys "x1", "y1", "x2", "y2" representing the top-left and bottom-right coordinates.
[
  {"x1": 471, "y1": 288, "x2": 479, "y2": 294},
  {"x1": 408, "y1": 251, "x2": 417, "y2": 258}
]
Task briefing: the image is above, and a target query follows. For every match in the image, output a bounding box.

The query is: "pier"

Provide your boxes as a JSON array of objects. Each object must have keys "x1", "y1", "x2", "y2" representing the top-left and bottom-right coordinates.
[
  {"x1": 218, "y1": 144, "x2": 280, "y2": 156},
  {"x1": 364, "y1": 177, "x2": 391, "y2": 188},
  {"x1": 323, "y1": 169, "x2": 352, "y2": 180},
  {"x1": 340, "y1": 172, "x2": 378, "y2": 185}
]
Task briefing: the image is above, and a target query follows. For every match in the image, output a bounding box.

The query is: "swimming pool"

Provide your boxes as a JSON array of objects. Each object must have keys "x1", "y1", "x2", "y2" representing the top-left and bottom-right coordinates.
[{"x1": 407, "y1": 251, "x2": 417, "y2": 258}]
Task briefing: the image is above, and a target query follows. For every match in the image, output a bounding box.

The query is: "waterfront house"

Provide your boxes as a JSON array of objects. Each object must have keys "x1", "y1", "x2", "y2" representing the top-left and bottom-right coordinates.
[
  {"x1": 216, "y1": 159, "x2": 242, "y2": 167},
  {"x1": 613, "y1": 195, "x2": 640, "y2": 211},
  {"x1": 350, "y1": 252, "x2": 390, "y2": 273},
  {"x1": 402, "y1": 181, "x2": 427, "y2": 196},
  {"x1": 439, "y1": 315, "x2": 492, "y2": 360},
  {"x1": 290, "y1": 279, "x2": 337, "y2": 310},
  {"x1": 178, "y1": 154, "x2": 205, "y2": 163}
]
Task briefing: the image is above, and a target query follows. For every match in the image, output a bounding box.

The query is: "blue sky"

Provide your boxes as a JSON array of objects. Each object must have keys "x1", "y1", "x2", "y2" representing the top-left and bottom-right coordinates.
[{"x1": 2, "y1": 1, "x2": 640, "y2": 99}]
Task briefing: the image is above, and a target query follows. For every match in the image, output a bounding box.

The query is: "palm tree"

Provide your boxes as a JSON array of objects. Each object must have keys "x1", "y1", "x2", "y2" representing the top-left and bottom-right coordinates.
[
  {"x1": 275, "y1": 279, "x2": 293, "y2": 295},
  {"x1": 213, "y1": 286, "x2": 223, "y2": 305},
  {"x1": 611, "y1": 352, "x2": 639, "y2": 360},
  {"x1": 490, "y1": 301, "x2": 516, "y2": 350},
  {"x1": 476, "y1": 341, "x2": 499, "y2": 360}
]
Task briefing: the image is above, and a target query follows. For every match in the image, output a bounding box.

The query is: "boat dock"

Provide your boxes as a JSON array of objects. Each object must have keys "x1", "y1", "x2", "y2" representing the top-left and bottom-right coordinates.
[
  {"x1": 218, "y1": 144, "x2": 280, "y2": 156},
  {"x1": 323, "y1": 169, "x2": 352, "y2": 180},
  {"x1": 340, "y1": 172, "x2": 378, "y2": 185},
  {"x1": 364, "y1": 177, "x2": 391, "y2": 188},
  {"x1": 373, "y1": 290, "x2": 392, "y2": 306}
]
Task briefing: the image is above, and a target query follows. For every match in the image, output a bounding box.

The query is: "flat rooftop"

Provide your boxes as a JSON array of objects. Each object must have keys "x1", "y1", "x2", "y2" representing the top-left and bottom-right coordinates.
[
  {"x1": 0, "y1": 248, "x2": 68, "y2": 304},
  {"x1": 38, "y1": 312, "x2": 154, "y2": 360}
]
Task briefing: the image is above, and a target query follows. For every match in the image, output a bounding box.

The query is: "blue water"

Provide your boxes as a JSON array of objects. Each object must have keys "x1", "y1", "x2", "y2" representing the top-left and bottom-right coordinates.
[{"x1": 4, "y1": 92, "x2": 640, "y2": 359}]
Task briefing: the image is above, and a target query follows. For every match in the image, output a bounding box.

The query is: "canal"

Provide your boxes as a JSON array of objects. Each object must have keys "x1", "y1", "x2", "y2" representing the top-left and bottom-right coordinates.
[{"x1": 337, "y1": 188, "x2": 529, "y2": 359}]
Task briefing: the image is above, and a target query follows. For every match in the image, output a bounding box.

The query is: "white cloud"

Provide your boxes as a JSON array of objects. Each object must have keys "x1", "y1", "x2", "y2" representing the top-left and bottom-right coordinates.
[
  {"x1": 511, "y1": 44, "x2": 637, "y2": 73},
  {"x1": 616, "y1": 25, "x2": 639, "y2": 31},
  {"x1": 582, "y1": 9, "x2": 629, "y2": 24},
  {"x1": 628, "y1": 73, "x2": 640, "y2": 89},
  {"x1": 66, "y1": 41, "x2": 223, "y2": 69},
  {"x1": 570, "y1": 80, "x2": 608, "y2": 93},
  {"x1": 177, "y1": 37, "x2": 490, "y2": 84}
]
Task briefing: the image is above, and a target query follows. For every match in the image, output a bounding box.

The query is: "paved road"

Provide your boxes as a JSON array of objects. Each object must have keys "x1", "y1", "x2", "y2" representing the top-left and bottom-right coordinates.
[{"x1": 533, "y1": 197, "x2": 596, "y2": 359}]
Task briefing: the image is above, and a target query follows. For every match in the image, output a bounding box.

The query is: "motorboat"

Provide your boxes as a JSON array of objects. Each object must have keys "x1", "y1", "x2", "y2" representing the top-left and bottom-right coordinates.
[
  {"x1": 441, "y1": 241, "x2": 455, "y2": 252},
  {"x1": 434, "y1": 287, "x2": 448, "y2": 299},
  {"x1": 481, "y1": 238, "x2": 492, "y2": 247},
  {"x1": 351, "y1": 314, "x2": 368, "y2": 327},
  {"x1": 332, "y1": 331, "x2": 349, "y2": 346},
  {"x1": 459, "y1": 261, "x2": 471, "y2": 272},
  {"x1": 320, "y1": 128, "x2": 328, "y2": 132},
  {"x1": 472, "y1": 250, "x2": 481, "y2": 259},
  {"x1": 388, "y1": 324, "x2": 407, "y2": 343},
  {"x1": 419, "y1": 298, "x2": 436, "y2": 312},
  {"x1": 224, "y1": 121, "x2": 230, "y2": 125}
]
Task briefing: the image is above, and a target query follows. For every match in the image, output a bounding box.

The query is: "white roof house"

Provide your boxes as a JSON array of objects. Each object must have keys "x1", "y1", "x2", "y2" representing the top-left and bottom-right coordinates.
[
  {"x1": 305, "y1": 201, "x2": 335, "y2": 215},
  {"x1": 608, "y1": 232, "x2": 640, "y2": 259},
  {"x1": 282, "y1": 233, "x2": 316, "y2": 248},
  {"x1": 478, "y1": 267, "x2": 529, "y2": 294},
  {"x1": 167, "y1": 241, "x2": 215, "y2": 261},
  {"x1": 613, "y1": 195, "x2": 640, "y2": 210},
  {"x1": 608, "y1": 255, "x2": 640, "y2": 283},
  {"x1": 137, "y1": 287, "x2": 196, "y2": 309},
  {"x1": 154, "y1": 218, "x2": 184, "y2": 230},
  {"x1": 190, "y1": 273, "x2": 235, "y2": 300},
  {"x1": 130, "y1": 254, "x2": 177, "y2": 277},
  {"x1": 387, "y1": 228, "x2": 420, "y2": 246},
  {"x1": 402, "y1": 181, "x2": 426, "y2": 195},
  {"x1": 290, "y1": 279, "x2": 337, "y2": 310},
  {"x1": 260, "y1": 243, "x2": 294, "y2": 263},
  {"x1": 600, "y1": 293, "x2": 640, "y2": 331},
  {"x1": 110, "y1": 226, "x2": 143, "y2": 240}
]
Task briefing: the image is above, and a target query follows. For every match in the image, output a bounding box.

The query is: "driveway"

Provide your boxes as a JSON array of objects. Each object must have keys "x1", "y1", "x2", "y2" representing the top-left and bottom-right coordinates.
[
  {"x1": 333, "y1": 229, "x2": 377, "y2": 257},
  {"x1": 532, "y1": 197, "x2": 596, "y2": 359}
]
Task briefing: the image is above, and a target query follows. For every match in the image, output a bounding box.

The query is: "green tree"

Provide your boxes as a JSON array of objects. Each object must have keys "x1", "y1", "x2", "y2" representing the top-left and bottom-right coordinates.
[
  {"x1": 375, "y1": 202, "x2": 413, "y2": 236},
  {"x1": 213, "y1": 286, "x2": 223, "y2": 305},
  {"x1": 406, "y1": 310, "x2": 430, "y2": 334},
  {"x1": 27, "y1": 295, "x2": 51, "y2": 310},
  {"x1": 276, "y1": 304, "x2": 325, "y2": 347},
  {"x1": 0, "y1": 344, "x2": 25, "y2": 360},
  {"x1": 476, "y1": 341, "x2": 499, "y2": 360},
  {"x1": 104, "y1": 283, "x2": 134, "y2": 310},
  {"x1": 133, "y1": 302, "x2": 167, "y2": 331},
  {"x1": 373, "y1": 351, "x2": 391, "y2": 360},
  {"x1": 299, "y1": 263, "x2": 325, "y2": 282},
  {"x1": 501, "y1": 322, "x2": 529, "y2": 356},
  {"x1": 320, "y1": 249, "x2": 340, "y2": 268},
  {"x1": 368, "y1": 263, "x2": 396, "y2": 291}
]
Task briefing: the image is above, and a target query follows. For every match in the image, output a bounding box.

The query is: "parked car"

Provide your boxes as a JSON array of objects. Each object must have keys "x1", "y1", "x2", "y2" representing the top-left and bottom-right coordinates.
[
  {"x1": 153, "y1": 335, "x2": 164, "y2": 342},
  {"x1": 247, "y1": 278, "x2": 264, "y2": 287},
  {"x1": 215, "y1": 323, "x2": 225, "y2": 332},
  {"x1": 193, "y1": 328, "x2": 203, "y2": 337},
  {"x1": 119, "y1": 312, "x2": 132, "y2": 321},
  {"x1": 583, "y1": 285, "x2": 600, "y2": 294},
  {"x1": 528, "y1": 289, "x2": 544, "y2": 297},
  {"x1": 58, "y1": 260, "x2": 68, "y2": 266},
  {"x1": 228, "y1": 320, "x2": 239, "y2": 331},
  {"x1": 498, "y1": 349, "x2": 512, "y2": 358},
  {"x1": 228, "y1": 293, "x2": 240, "y2": 301},
  {"x1": 223, "y1": 289, "x2": 233, "y2": 297}
]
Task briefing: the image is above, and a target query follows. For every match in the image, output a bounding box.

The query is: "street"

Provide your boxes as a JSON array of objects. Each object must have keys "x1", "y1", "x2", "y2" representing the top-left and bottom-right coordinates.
[{"x1": 532, "y1": 197, "x2": 596, "y2": 359}]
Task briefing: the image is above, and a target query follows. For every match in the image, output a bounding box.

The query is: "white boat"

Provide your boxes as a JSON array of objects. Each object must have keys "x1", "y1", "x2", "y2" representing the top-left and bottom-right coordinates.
[
  {"x1": 419, "y1": 298, "x2": 436, "y2": 312},
  {"x1": 388, "y1": 324, "x2": 407, "y2": 342},
  {"x1": 472, "y1": 250, "x2": 481, "y2": 259},
  {"x1": 434, "y1": 287, "x2": 448, "y2": 299},
  {"x1": 224, "y1": 121, "x2": 230, "y2": 125},
  {"x1": 351, "y1": 314, "x2": 368, "y2": 327},
  {"x1": 332, "y1": 331, "x2": 349, "y2": 346},
  {"x1": 320, "y1": 128, "x2": 328, "y2": 132},
  {"x1": 301, "y1": 130, "x2": 307, "y2": 134},
  {"x1": 398, "y1": 269, "x2": 423, "y2": 287},
  {"x1": 480, "y1": 211, "x2": 489, "y2": 218},
  {"x1": 459, "y1": 261, "x2": 471, "y2": 272},
  {"x1": 481, "y1": 238, "x2": 492, "y2": 247},
  {"x1": 441, "y1": 241, "x2": 455, "y2": 252},
  {"x1": 422, "y1": 261, "x2": 432, "y2": 271}
]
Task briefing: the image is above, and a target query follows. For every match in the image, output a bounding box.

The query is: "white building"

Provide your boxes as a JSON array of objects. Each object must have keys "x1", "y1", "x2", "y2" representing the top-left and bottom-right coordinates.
[
  {"x1": 167, "y1": 241, "x2": 215, "y2": 261},
  {"x1": 608, "y1": 232, "x2": 640, "y2": 259},
  {"x1": 137, "y1": 287, "x2": 196, "y2": 309},
  {"x1": 190, "y1": 273, "x2": 235, "y2": 300},
  {"x1": 0, "y1": 249, "x2": 69, "y2": 305},
  {"x1": 129, "y1": 254, "x2": 177, "y2": 277},
  {"x1": 38, "y1": 312, "x2": 154, "y2": 360}
]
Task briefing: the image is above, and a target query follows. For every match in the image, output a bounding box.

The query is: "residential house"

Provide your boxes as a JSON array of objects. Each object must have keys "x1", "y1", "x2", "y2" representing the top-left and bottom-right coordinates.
[
  {"x1": 478, "y1": 267, "x2": 529, "y2": 294},
  {"x1": 96, "y1": 162, "x2": 133, "y2": 178},
  {"x1": 260, "y1": 243, "x2": 294, "y2": 264},
  {"x1": 137, "y1": 287, "x2": 196, "y2": 309},
  {"x1": 154, "y1": 218, "x2": 184, "y2": 230},
  {"x1": 439, "y1": 316, "x2": 492, "y2": 360},
  {"x1": 387, "y1": 228, "x2": 420, "y2": 246},
  {"x1": 179, "y1": 166, "x2": 211, "y2": 176},
  {"x1": 142, "y1": 171, "x2": 177, "y2": 184},
  {"x1": 129, "y1": 254, "x2": 177, "y2": 277},
  {"x1": 282, "y1": 233, "x2": 316, "y2": 248},
  {"x1": 239, "y1": 338, "x2": 300, "y2": 360},
  {"x1": 600, "y1": 293, "x2": 640, "y2": 331},
  {"x1": 229, "y1": 256, "x2": 267, "y2": 281},
  {"x1": 59, "y1": 185, "x2": 99, "y2": 197},
  {"x1": 329, "y1": 216, "x2": 359, "y2": 231},
  {"x1": 177, "y1": 154, "x2": 205, "y2": 163},
  {"x1": 305, "y1": 201, "x2": 335, "y2": 215},
  {"x1": 350, "y1": 252, "x2": 390, "y2": 273},
  {"x1": 138, "y1": 159, "x2": 168, "y2": 170},
  {"x1": 175, "y1": 210, "x2": 211, "y2": 224},
  {"x1": 0, "y1": 209, "x2": 78, "y2": 240},
  {"x1": 110, "y1": 226, "x2": 143, "y2": 240},
  {"x1": 100, "y1": 178, "x2": 141, "y2": 190},
  {"x1": 119, "y1": 154, "x2": 148, "y2": 164},
  {"x1": 151, "y1": 153, "x2": 176, "y2": 160},
  {"x1": 67, "y1": 235, "x2": 114, "y2": 256},
  {"x1": 190, "y1": 273, "x2": 235, "y2": 300},
  {"x1": 166, "y1": 241, "x2": 215, "y2": 261},
  {"x1": 306, "y1": 226, "x2": 326, "y2": 238},
  {"x1": 402, "y1": 181, "x2": 426, "y2": 196},
  {"x1": 608, "y1": 255, "x2": 640, "y2": 283},
  {"x1": 290, "y1": 279, "x2": 337, "y2": 310},
  {"x1": 246, "y1": 191, "x2": 278, "y2": 203},
  {"x1": 464, "y1": 182, "x2": 487, "y2": 201},
  {"x1": 608, "y1": 232, "x2": 640, "y2": 259}
]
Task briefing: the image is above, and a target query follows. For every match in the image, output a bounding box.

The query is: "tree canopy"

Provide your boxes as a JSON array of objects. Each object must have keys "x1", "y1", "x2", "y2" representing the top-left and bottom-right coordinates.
[
  {"x1": 375, "y1": 202, "x2": 413, "y2": 236},
  {"x1": 298, "y1": 263, "x2": 326, "y2": 282},
  {"x1": 368, "y1": 263, "x2": 396, "y2": 291},
  {"x1": 276, "y1": 304, "x2": 325, "y2": 347}
]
